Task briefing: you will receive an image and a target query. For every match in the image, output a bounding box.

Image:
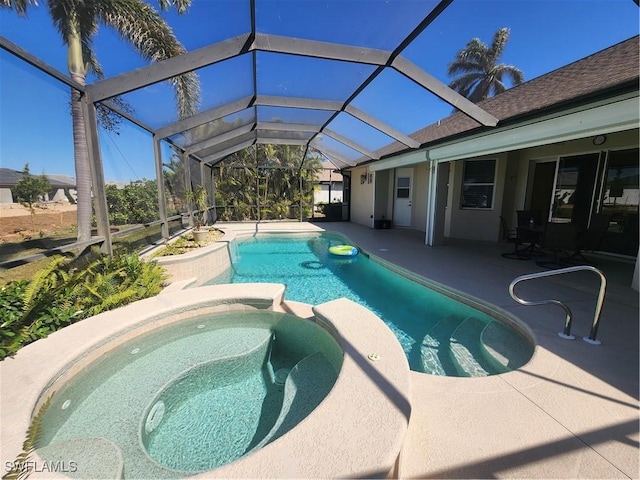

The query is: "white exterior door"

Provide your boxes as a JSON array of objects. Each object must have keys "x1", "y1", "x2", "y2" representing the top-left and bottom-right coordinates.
[{"x1": 393, "y1": 168, "x2": 413, "y2": 227}]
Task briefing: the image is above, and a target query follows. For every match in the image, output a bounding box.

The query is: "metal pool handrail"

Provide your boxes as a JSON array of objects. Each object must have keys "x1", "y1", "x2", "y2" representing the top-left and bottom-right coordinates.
[{"x1": 509, "y1": 265, "x2": 607, "y2": 345}]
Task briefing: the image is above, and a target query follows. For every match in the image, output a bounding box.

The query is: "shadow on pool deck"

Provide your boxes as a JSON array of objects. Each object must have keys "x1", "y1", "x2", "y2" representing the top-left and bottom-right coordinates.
[{"x1": 217, "y1": 221, "x2": 639, "y2": 479}]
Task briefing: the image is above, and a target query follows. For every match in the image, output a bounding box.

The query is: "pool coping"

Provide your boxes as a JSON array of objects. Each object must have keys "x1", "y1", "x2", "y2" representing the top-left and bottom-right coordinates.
[{"x1": 0, "y1": 284, "x2": 411, "y2": 479}]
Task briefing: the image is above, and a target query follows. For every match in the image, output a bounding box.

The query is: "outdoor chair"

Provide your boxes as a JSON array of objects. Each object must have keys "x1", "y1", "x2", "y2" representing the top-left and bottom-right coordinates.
[
  {"x1": 500, "y1": 216, "x2": 530, "y2": 260},
  {"x1": 567, "y1": 213, "x2": 611, "y2": 265},
  {"x1": 535, "y1": 222, "x2": 580, "y2": 269}
]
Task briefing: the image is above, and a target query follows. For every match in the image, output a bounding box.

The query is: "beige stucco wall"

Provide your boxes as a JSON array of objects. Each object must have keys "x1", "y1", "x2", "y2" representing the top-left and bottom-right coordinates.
[
  {"x1": 374, "y1": 169, "x2": 391, "y2": 221},
  {"x1": 411, "y1": 163, "x2": 429, "y2": 232},
  {"x1": 446, "y1": 153, "x2": 509, "y2": 242},
  {"x1": 445, "y1": 129, "x2": 639, "y2": 242},
  {"x1": 351, "y1": 164, "x2": 430, "y2": 232},
  {"x1": 350, "y1": 166, "x2": 374, "y2": 227}
]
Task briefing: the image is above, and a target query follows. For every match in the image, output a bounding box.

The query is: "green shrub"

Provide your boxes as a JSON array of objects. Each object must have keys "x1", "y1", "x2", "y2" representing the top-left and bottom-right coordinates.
[{"x1": 0, "y1": 251, "x2": 167, "y2": 360}]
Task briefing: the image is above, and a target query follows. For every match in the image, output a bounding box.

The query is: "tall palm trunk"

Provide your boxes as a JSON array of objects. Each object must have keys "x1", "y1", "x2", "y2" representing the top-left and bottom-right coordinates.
[{"x1": 68, "y1": 20, "x2": 92, "y2": 242}]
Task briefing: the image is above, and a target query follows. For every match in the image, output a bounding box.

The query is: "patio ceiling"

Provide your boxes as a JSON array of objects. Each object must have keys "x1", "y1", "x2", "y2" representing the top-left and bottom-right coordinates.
[{"x1": 2, "y1": 0, "x2": 507, "y2": 171}]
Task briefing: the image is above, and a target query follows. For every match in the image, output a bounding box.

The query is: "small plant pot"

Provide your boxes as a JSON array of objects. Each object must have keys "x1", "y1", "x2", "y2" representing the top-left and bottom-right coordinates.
[{"x1": 193, "y1": 229, "x2": 209, "y2": 243}]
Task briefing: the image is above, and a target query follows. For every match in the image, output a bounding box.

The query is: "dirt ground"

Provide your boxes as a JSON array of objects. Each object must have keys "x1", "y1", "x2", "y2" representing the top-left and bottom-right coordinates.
[{"x1": 0, "y1": 203, "x2": 77, "y2": 239}]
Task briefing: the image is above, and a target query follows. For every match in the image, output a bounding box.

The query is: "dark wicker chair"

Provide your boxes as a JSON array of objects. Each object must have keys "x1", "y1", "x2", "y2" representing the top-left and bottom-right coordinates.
[
  {"x1": 566, "y1": 213, "x2": 611, "y2": 265},
  {"x1": 536, "y1": 222, "x2": 580, "y2": 269},
  {"x1": 500, "y1": 215, "x2": 531, "y2": 259}
]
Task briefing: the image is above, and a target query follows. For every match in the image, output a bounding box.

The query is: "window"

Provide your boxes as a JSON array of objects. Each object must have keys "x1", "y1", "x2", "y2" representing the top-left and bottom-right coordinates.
[
  {"x1": 396, "y1": 176, "x2": 410, "y2": 198},
  {"x1": 461, "y1": 159, "x2": 496, "y2": 209}
]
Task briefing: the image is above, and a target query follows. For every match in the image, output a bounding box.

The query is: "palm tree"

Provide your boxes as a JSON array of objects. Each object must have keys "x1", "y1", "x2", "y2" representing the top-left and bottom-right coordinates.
[
  {"x1": 1, "y1": 0, "x2": 200, "y2": 241},
  {"x1": 447, "y1": 27, "x2": 524, "y2": 103}
]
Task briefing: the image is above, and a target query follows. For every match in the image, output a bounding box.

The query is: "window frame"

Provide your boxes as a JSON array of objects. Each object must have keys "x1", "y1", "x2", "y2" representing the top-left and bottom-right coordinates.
[{"x1": 460, "y1": 158, "x2": 497, "y2": 210}]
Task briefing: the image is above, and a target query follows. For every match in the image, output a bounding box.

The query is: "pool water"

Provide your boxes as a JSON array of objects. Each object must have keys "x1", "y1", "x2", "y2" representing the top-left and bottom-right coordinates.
[
  {"x1": 37, "y1": 310, "x2": 342, "y2": 478},
  {"x1": 207, "y1": 233, "x2": 534, "y2": 376}
]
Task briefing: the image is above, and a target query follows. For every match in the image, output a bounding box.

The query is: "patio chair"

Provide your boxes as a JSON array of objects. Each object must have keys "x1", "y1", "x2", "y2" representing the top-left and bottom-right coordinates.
[
  {"x1": 567, "y1": 213, "x2": 611, "y2": 264},
  {"x1": 535, "y1": 222, "x2": 580, "y2": 269},
  {"x1": 500, "y1": 216, "x2": 529, "y2": 260}
]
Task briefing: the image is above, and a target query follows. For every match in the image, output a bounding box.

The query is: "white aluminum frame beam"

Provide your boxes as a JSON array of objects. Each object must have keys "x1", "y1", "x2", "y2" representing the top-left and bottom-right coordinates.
[
  {"x1": 256, "y1": 138, "x2": 308, "y2": 146},
  {"x1": 344, "y1": 105, "x2": 420, "y2": 148},
  {"x1": 202, "y1": 139, "x2": 256, "y2": 165},
  {"x1": 310, "y1": 141, "x2": 357, "y2": 167},
  {"x1": 186, "y1": 123, "x2": 255, "y2": 156},
  {"x1": 256, "y1": 121, "x2": 321, "y2": 133},
  {"x1": 252, "y1": 33, "x2": 391, "y2": 66},
  {"x1": 256, "y1": 95, "x2": 343, "y2": 111},
  {"x1": 392, "y1": 56, "x2": 499, "y2": 127},
  {"x1": 86, "y1": 34, "x2": 251, "y2": 102},
  {"x1": 324, "y1": 128, "x2": 378, "y2": 160},
  {"x1": 198, "y1": 130, "x2": 257, "y2": 159},
  {"x1": 156, "y1": 96, "x2": 254, "y2": 138}
]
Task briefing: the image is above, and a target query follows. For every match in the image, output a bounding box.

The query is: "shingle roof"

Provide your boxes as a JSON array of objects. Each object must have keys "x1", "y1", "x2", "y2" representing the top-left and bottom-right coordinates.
[
  {"x1": 317, "y1": 169, "x2": 343, "y2": 183},
  {"x1": 372, "y1": 35, "x2": 639, "y2": 161},
  {"x1": 0, "y1": 168, "x2": 76, "y2": 188}
]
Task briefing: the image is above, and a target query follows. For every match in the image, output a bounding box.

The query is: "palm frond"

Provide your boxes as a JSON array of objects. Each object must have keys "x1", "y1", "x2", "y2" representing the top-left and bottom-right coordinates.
[
  {"x1": 96, "y1": 0, "x2": 201, "y2": 118},
  {"x1": 0, "y1": 0, "x2": 35, "y2": 16},
  {"x1": 447, "y1": 27, "x2": 523, "y2": 103},
  {"x1": 2, "y1": 394, "x2": 54, "y2": 480},
  {"x1": 21, "y1": 257, "x2": 68, "y2": 316},
  {"x1": 157, "y1": 0, "x2": 191, "y2": 14},
  {"x1": 489, "y1": 27, "x2": 510, "y2": 64}
]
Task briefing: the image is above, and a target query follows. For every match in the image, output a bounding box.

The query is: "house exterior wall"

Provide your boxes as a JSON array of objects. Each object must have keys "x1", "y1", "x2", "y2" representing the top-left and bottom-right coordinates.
[
  {"x1": 0, "y1": 188, "x2": 13, "y2": 203},
  {"x1": 442, "y1": 129, "x2": 638, "y2": 243},
  {"x1": 446, "y1": 153, "x2": 509, "y2": 242},
  {"x1": 350, "y1": 166, "x2": 374, "y2": 227},
  {"x1": 374, "y1": 170, "x2": 391, "y2": 221},
  {"x1": 411, "y1": 164, "x2": 429, "y2": 233}
]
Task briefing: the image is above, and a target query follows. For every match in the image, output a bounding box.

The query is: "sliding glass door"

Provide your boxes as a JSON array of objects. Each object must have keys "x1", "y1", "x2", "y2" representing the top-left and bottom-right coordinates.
[
  {"x1": 598, "y1": 148, "x2": 639, "y2": 256},
  {"x1": 530, "y1": 148, "x2": 638, "y2": 257}
]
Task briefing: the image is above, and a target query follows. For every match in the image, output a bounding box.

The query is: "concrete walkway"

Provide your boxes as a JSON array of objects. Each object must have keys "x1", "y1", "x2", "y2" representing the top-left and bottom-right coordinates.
[{"x1": 219, "y1": 221, "x2": 639, "y2": 479}]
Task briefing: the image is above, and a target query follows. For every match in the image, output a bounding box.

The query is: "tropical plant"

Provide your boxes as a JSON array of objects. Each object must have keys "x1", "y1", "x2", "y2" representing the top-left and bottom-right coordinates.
[
  {"x1": 163, "y1": 153, "x2": 187, "y2": 215},
  {"x1": 185, "y1": 184, "x2": 209, "y2": 230},
  {"x1": 0, "y1": 251, "x2": 167, "y2": 360},
  {"x1": 213, "y1": 144, "x2": 322, "y2": 221},
  {"x1": 447, "y1": 27, "x2": 524, "y2": 103},
  {"x1": 2, "y1": 394, "x2": 53, "y2": 480},
  {"x1": 13, "y1": 163, "x2": 51, "y2": 227},
  {"x1": 105, "y1": 180, "x2": 159, "y2": 225},
  {"x1": 1, "y1": 0, "x2": 200, "y2": 242}
]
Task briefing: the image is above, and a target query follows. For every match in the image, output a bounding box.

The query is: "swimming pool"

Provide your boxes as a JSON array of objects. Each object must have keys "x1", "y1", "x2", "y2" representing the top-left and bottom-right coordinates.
[
  {"x1": 207, "y1": 233, "x2": 534, "y2": 376},
  {"x1": 37, "y1": 310, "x2": 342, "y2": 478}
]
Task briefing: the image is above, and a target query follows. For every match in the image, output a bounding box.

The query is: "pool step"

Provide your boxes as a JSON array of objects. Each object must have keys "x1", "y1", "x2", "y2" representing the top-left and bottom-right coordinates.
[
  {"x1": 480, "y1": 321, "x2": 534, "y2": 372},
  {"x1": 420, "y1": 315, "x2": 465, "y2": 376},
  {"x1": 249, "y1": 352, "x2": 336, "y2": 452},
  {"x1": 39, "y1": 326, "x2": 276, "y2": 478},
  {"x1": 449, "y1": 317, "x2": 493, "y2": 377}
]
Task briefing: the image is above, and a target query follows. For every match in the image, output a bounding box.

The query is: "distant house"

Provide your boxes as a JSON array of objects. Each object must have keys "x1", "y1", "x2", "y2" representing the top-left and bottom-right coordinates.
[
  {"x1": 0, "y1": 168, "x2": 77, "y2": 204},
  {"x1": 315, "y1": 168, "x2": 343, "y2": 206}
]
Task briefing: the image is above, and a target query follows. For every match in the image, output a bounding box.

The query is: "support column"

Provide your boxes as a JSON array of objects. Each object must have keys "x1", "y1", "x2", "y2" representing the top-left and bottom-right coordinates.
[
  {"x1": 153, "y1": 135, "x2": 169, "y2": 239},
  {"x1": 183, "y1": 153, "x2": 193, "y2": 227},
  {"x1": 80, "y1": 94, "x2": 112, "y2": 255},
  {"x1": 425, "y1": 160, "x2": 438, "y2": 246}
]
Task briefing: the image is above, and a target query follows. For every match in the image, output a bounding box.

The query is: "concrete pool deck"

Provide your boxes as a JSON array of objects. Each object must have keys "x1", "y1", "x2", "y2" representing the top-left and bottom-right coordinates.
[
  {"x1": 217, "y1": 221, "x2": 639, "y2": 479},
  {"x1": 1, "y1": 220, "x2": 637, "y2": 479},
  {"x1": 0, "y1": 284, "x2": 410, "y2": 479}
]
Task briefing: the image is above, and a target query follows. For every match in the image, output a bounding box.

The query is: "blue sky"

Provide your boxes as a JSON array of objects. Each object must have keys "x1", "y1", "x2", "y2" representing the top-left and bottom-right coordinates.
[{"x1": 0, "y1": 0, "x2": 638, "y2": 182}]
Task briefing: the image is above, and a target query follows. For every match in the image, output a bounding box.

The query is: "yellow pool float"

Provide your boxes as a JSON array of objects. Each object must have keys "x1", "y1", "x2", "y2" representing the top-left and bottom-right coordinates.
[{"x1": 328, "y1": 245, "x2": 358, "y2": 257}]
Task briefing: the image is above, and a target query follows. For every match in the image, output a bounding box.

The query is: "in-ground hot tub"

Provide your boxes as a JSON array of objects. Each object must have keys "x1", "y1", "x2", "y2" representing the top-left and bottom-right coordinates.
[
  {"x1": 1, "y1": 284, "x2": 411, "y2": 479},
  {"x1": 37, "y1": 310, "x2": 343, "y2": 477}
]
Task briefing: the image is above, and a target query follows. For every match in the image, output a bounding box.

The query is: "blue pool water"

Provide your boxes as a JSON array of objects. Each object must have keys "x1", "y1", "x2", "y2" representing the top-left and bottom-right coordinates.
[
  {"x1": 208, "y1": 233, "x2": 534, "y2": 376},
  {"x1": 38, "y1": 310, "x2": 342, "y2": 477}
]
